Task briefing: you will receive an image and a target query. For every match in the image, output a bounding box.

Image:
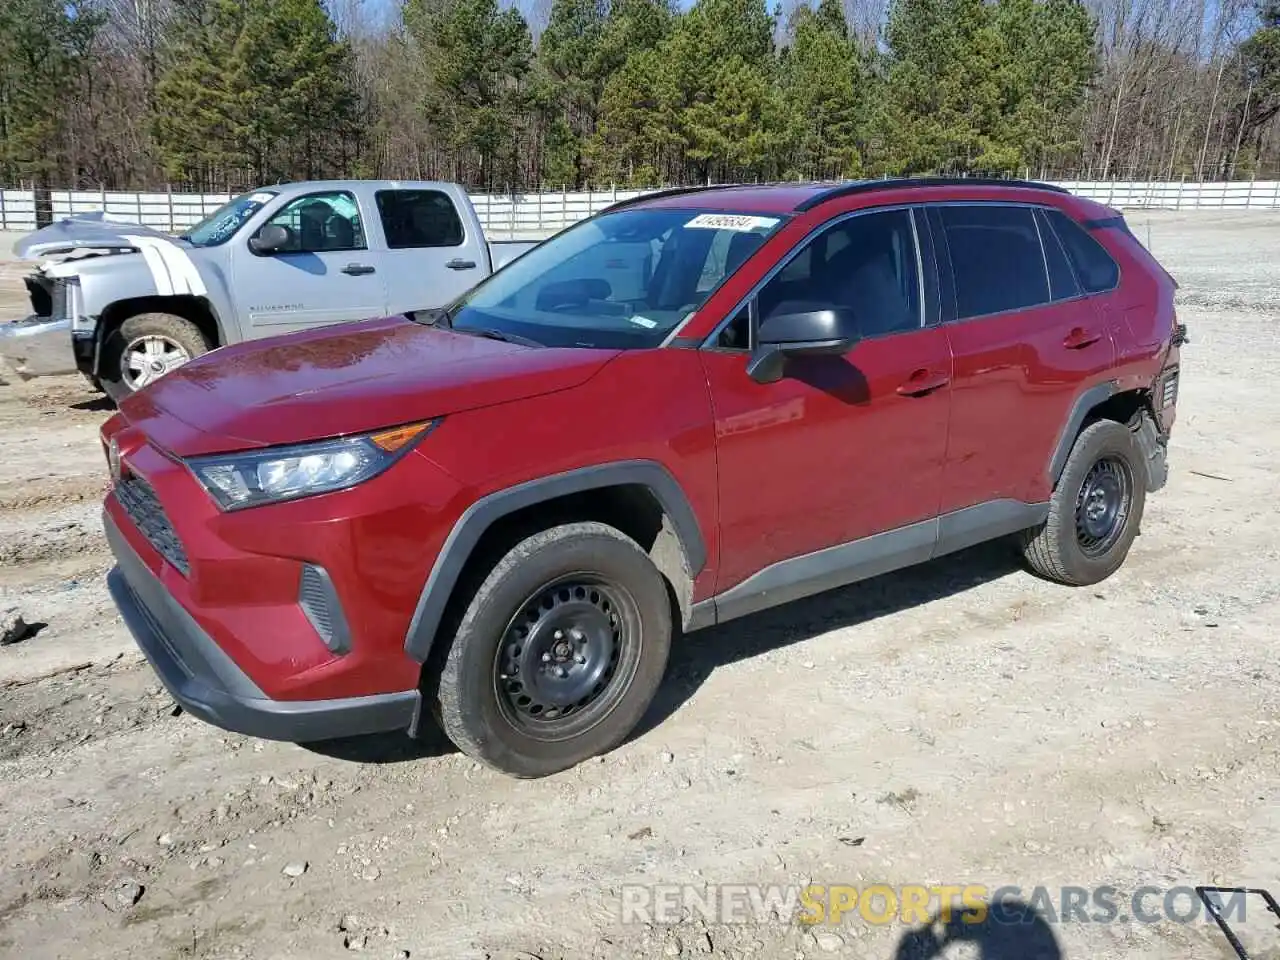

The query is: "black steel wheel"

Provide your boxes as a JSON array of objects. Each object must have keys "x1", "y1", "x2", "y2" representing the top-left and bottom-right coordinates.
[
  {"x1": 494, "y1": 576, "x2": 642, "y2": 740},
  {"x1": 1021, "y1": 419, "x2": 1147, "y2": 586},
  {"x1": 1073, "y1": 456, "x2": 1132, "y2": 557},
  {"x1": 432, "y1": 521, "x2": 672, "y2": 777}
]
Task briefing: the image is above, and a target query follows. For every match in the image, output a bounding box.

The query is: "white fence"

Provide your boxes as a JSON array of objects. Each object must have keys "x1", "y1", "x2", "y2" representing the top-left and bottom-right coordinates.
[{"x1": 4, "y1": 180, "x2": 1280, "y2": 235}]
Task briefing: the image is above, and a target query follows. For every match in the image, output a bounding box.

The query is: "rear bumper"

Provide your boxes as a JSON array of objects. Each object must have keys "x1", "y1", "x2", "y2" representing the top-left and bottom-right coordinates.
[
  {"x1": 104, "y1": 510, "x2": 419, "y2": 742},
  {"x1": 0, "y1": 315, "x2": 76, "y2": 378}
]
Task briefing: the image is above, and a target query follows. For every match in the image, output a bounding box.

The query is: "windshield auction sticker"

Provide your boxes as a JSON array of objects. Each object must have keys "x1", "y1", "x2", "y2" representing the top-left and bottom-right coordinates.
[{"x1": 684, "y1": 213, "x2": 780, "y2": 232}]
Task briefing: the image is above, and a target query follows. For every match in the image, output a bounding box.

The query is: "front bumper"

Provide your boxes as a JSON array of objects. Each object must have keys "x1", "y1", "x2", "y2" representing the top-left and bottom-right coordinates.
[
  {"x1": 104, "y1": 510, "x2": 419, "y2": 742},
  {"x1": 0, "y1": 315, "x2": 77, "y2": 378}
]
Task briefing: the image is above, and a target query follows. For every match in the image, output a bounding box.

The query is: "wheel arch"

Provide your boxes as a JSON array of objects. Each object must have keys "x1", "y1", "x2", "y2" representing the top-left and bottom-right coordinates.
[
  {"x1": 94, "y1": 295, "x2": 225, "y2": 373},
  {"x1": 1047, "y1": 381, "x2": 1160, "y2": 486},
  {"x1": 403, "y1": 461, "x2": 708, "y2": 664}
]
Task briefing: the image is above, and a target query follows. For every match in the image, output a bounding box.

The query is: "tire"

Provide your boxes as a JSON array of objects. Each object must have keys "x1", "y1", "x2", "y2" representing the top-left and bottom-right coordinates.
[
  {"x1": 1020, "y1": 419, "x2": 1147, "y2": 586},
  {"x1": 100, "y1": 312, "x2": 211, "y2": 404},
  {"x1": 432, "y1": 521, "x2": 672, "y2": 778}
]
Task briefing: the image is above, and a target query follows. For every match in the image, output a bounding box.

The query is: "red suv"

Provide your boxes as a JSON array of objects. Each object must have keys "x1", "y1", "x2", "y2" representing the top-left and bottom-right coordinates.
[{"x1": 101, "y1": 179, "x2": 1183, "y2": 777}]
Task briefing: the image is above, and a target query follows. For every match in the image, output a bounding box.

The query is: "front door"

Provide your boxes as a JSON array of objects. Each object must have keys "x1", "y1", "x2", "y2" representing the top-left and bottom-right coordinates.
[
  {"x1": 232, "y1": 188, "x2": 388, "y2": 336},
  {"x1": 701, "y1": 207, "x2": 952, "y2": 606}
]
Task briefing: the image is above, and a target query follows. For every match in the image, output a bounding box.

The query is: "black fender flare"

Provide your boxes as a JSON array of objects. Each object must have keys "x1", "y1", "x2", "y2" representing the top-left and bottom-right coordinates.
[
  {"x1": 402, "y1": 460, "x2": 707, "y2": 662},
  {"x1": 1047, "y1": 381, "x2": 1117, "y2": 484}
]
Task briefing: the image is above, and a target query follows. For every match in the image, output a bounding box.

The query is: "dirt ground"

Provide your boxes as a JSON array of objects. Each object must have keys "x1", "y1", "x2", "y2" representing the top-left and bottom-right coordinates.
[{"x1": 0, "y1": 212, "x2": 1277, "y2": 960}]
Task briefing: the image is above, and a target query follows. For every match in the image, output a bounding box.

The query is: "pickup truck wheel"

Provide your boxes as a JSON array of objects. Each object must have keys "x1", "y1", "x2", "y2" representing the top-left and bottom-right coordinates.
[
  {"x1": 100, "y1": 313, "x2": 211, "y2": 403},
  {"x1": 1020, "y1": 419, "x2": 1147, "y2": 586},
  {"x1": 433, "y1": 521, "x2": 672, "y2": 778}
]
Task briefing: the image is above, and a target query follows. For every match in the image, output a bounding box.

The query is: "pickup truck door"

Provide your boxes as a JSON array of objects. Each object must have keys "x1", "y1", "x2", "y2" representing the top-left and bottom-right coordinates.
[
  {"x1": 232, "y1": 188, "x2": 388, "y2": 335},
  {"x1": 365, "y1": 185, "x2": 494, "y2": 315}
]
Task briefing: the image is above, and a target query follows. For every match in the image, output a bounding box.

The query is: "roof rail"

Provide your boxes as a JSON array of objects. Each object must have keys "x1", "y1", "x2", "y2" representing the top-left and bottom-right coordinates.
[
  {"x1": 793, "y1": 176, "x2": 1070, "y2": 212},
  {"x1": 597, "y1": 185, "x2": 719, "y2": 214}
]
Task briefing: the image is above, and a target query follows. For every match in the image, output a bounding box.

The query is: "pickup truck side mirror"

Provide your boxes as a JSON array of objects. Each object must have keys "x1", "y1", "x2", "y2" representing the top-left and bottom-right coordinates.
[
  {"x1": 746, "y1": 306, "x2": 860, "y2": 384},
  {"x1": 249, "y1": 224, "x2": 291, "y2": 255}
]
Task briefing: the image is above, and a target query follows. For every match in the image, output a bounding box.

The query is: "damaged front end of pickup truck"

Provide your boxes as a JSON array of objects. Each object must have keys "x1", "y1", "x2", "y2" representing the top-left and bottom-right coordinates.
[{"x1": 0, "y1": 215, "x2": 145, "y2": 384}]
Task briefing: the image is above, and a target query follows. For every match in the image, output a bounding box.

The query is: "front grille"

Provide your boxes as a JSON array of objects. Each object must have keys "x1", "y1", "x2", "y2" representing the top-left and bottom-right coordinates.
[
  {"x1": 1161, "y1": 365, "x2": 1180, "y2": 408},
  {"x1": 114, "y1": 473, "x2": 189, "y2": 575}
]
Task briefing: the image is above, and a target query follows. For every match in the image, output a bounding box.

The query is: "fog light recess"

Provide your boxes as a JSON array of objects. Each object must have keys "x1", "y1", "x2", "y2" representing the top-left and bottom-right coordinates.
[{"x1": 298, "y1": 564, "x2": 352, "y2": 655}]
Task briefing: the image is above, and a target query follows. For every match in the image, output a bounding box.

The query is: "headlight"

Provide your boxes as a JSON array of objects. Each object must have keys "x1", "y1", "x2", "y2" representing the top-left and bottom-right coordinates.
[{"x1": 187, "y1": 420, "x2": 439, "y2": 510}]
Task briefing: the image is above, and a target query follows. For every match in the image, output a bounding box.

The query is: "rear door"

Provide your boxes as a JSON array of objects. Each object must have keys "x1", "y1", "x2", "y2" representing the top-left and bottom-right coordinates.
[
  {"x1": 930, "y1": 202, "x2": 1116, "y2": 514},
  {"x1": 232, "y1": 188, "x2": 388, "y2": 335},
  {"x1": 370, "y1": 186, "x2": 492, "y2": 314}
]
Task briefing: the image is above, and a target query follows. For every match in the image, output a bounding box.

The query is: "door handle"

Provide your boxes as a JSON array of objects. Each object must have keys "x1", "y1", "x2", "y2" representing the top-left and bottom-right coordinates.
[
  {"x1": 896, "y1": 369, "x2": 950, "y2": 397},
  {"x1": 446, "y1": 259, "x2": 477, "y2": 271},
  {"x1": 342, "y1": 263, "x2": 376, "y2": 276},
  {"x1": 1063, "y1": 327, "x2": 1101, "y2": 349}
]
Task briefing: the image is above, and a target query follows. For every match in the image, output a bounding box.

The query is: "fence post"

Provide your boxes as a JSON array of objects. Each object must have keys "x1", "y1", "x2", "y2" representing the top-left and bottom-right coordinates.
[
  {"x1": 1176, "y1": 176, "x2": 1184, "y2": 211},
  {"x1": 167, "y1": 185, "x2": 175, "y2": 233},
  {"x1": 536, "y1": 191, "x2": 542, "y2": 237},
  {"x1": 562, "y1": 187, "x2": 567, "y2": 232},
  {"x1": 0, "y1": 189, "x2": 6, "y2": 231},
  {"x1": 1274, "y1": 180, "x2": 1279, "y2": 209},
  {"x1": 101, "y1": 184, "x2": 107, "y2": 216}
]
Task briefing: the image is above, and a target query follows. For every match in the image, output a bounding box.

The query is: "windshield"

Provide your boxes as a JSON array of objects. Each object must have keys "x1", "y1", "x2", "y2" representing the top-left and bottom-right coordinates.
[
  {"x1": 448, "y1": 207, "x2": 787, "y2": 348},
  {"x1": 183, "y1": 190, "x2": 278, "y2": 247}
]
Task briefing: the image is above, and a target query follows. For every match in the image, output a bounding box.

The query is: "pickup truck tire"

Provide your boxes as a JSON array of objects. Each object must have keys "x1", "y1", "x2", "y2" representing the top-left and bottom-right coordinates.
[
  {"x1": 1020, "y1": 419, "x2": 1147, "y2": 586},
  {"x1": 100, "y1": 312, "x2": 212, "y2": 403},
  {"x1": 433, "y1": 521, "x2": 672, "y2": 778}
]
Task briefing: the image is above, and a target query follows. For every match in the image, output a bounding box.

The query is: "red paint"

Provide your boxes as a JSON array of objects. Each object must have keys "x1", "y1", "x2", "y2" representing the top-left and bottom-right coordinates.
[{"x1": 101, "y1": 181, "x2": 1179, "y2": 704}]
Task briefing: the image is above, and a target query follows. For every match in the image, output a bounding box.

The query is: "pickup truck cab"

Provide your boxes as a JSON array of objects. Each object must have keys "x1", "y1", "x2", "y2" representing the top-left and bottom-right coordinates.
[
  {"x1": 99, "y1": 178, "x2": 1184, "y2": 778},
  {"x1": 0, "y1": 180, "x2": 536, "y2": 401}
]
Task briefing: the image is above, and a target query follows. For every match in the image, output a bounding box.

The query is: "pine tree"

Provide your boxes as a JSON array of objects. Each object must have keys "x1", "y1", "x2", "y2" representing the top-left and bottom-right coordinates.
[
  {"x1": 0, "y1": 0, "x2": 101, "y2": 185},
  {"x1": 406, "y1": 0, "x2": 533, "y2": 190},
  {"x1": 778, "y1": 0, "x2": 867, "y2": 179},
  {"x1": 155, "y1": 0, "x2": 360, "y2": 188}
]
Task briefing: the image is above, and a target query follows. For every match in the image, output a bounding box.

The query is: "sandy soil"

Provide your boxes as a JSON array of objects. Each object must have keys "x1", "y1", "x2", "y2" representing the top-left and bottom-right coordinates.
[{"x1": 0, "y1": 212, "x2": 1277, "y2": 960}]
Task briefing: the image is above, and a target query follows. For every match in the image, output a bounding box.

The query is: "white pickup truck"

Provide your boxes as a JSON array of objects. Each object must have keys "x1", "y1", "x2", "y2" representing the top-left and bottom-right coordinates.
[{"x1": 0, "y1": 180, "x2": 539, "y2": 401}]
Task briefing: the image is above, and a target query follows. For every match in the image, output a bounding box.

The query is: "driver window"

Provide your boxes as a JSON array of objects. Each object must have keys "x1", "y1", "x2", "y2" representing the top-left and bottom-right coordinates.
[
  {"x1": 757, "y1": 209, "x2": 922, "y2": 339},
  {"x1": 261, "y1": 191, "x2": 366, "y2": 253}
]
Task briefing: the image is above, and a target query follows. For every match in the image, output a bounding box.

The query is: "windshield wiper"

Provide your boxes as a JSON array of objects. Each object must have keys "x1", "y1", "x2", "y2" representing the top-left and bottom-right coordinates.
[{"x1": 458, "y1": 327, "x2": 543, "y2": 348}]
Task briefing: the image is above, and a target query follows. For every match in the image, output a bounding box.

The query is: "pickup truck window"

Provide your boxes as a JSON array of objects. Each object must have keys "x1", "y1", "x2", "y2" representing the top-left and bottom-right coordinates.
[
  {"x1": 448, "y1": 208, "x2": 787, "y2": 349},
  {"x1": 258, "y1": 191, "x2": 366, "y2": 254},
  {"x1": 376, "y1": 189, "x2": 464, "y2": 248},
  {"x1": 184, "y1": 190, "x2": 278, "y2": 247}
]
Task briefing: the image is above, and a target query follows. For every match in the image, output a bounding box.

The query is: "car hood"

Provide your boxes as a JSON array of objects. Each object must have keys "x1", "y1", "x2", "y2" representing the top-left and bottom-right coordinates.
[
  {"x1": 120, "y1": 315, "x2": 619, "y2": 456},
  {"x1": 13, "y1": 212, "x2": 180, "y2": 260}
]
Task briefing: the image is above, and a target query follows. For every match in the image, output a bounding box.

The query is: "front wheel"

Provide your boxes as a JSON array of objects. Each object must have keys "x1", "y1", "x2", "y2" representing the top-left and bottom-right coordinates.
[
  {"x1": 1020, "y1": 419, "x2": 1147, "y2": 586},
  {"x1": 432, "y1": 522, "x2": 672, "y2": 778},
  {"x1": 100, "y1": 312, "x2": 211, "y2": 403}
]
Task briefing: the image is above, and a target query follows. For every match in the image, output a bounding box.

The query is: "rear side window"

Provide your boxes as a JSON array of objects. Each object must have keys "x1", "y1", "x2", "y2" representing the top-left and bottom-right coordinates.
[
  {"x1": 376, "y1": 189, "x2": 464, "y2": 249},
  {"x1": 1044, "y1": 208, "x2": 1120, "y2": 293},
  {"x1": 940, "y1": 205, "x2": 1050, "y2": 319},
  {"x1": 1036, "y1": 209, "x2": 1082, "y2": 301}
]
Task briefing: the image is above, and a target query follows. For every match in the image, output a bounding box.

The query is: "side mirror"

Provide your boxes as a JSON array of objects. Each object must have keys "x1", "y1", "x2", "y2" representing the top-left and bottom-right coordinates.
[
  {"x1": 250, "y1": 223, "x2": 291, "y2": 254},
  {"x1": 747, "y1": 306, "x2": 859, "y2": 384}
]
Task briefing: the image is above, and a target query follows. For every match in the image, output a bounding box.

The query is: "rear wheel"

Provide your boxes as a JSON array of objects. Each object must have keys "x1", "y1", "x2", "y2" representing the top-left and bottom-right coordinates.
[
  {"x1": 1020, "y1": 419, "x2": 1147, "y2": 586},
  {"x1": 100, "y1": 312, "x2": 211, "y2": 403},
  {"x1": 432, "y1": 522, "x2": 672, "y2": 778}
]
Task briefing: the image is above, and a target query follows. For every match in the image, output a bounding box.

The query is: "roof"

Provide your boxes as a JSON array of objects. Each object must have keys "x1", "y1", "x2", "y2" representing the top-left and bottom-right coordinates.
[{"x1": 608, "y1": 178, "x2": 1071, "y2": 216}]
